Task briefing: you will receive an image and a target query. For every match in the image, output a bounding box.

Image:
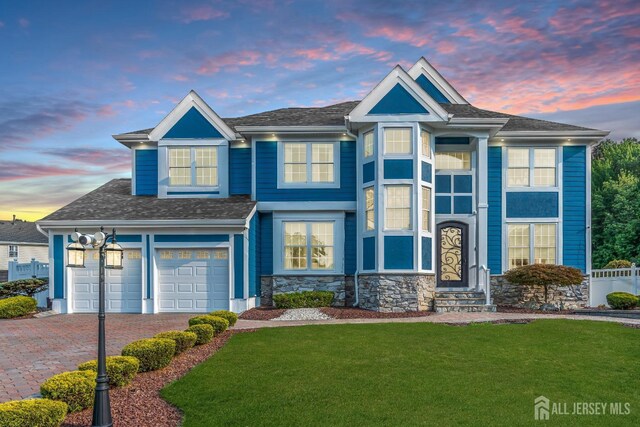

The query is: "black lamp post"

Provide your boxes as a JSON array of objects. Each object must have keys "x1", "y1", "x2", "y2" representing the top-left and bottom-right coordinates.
[{"x1": 67, "y1": 227, "x2": 123, "y2": 427}]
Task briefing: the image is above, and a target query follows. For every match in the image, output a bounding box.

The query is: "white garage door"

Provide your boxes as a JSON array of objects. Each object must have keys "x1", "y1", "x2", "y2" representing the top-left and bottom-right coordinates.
[
  {"x1": 156, "y1": 248, "x2": 229, "y2": 312},
  {"x1": 72, "y1": 249, "x2": 143, "y2": 313}
]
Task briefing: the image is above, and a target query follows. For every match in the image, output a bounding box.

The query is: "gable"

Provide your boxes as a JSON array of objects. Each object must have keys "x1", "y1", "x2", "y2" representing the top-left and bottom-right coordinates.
[
  {"x1": 415, "y1": 75, "x2": 449, "y2": 104},
  {"x1": 367, "y1": 83, "x2": 429, "y2": 115},
  {"x1": 164, "y1": 106, "x2": 224, "y2": 139}
]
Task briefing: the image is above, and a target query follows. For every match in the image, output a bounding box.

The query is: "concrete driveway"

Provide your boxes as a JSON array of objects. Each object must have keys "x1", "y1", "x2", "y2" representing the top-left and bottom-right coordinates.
[{"x1": 0, "y1": 313, "x2": 193, "y2": 402}]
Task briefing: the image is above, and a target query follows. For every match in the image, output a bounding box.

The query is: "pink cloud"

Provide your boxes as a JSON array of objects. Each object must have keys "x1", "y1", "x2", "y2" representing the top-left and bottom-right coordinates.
[
  {"x1": 179, "y1": 5, "x2": 229, "y2": 23},
  {"x1": 171, "y1": 74, "x2": 190, "y2": 82},
  {"x1": 197, "y1": 50, "x2": 262, "y2": 74},
  {"x1": 0, "y1": 163, "x2": 86, "y2": 182},
  {"x1": 18, "y1": 18, "x2": 29, "y2": 28}
]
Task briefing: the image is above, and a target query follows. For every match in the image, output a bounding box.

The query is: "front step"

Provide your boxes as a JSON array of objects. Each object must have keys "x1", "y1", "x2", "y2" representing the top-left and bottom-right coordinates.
[{"x1": 434, "y1": 291, "x2": 496, "y2": 313}]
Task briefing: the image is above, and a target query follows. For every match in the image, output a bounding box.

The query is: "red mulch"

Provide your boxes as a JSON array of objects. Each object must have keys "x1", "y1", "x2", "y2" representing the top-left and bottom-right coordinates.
[
  {"x1": 320, "y1": 307, "x2": 434, "y2": 319},
  {"x1": 239, "y1": 307, "x2": 286, "y2": 320},
  {"x1": 62, "y1": 329, "x2": 255, "y2": 427},
  {"x1": 496, "y1": 305, "x2": 574, "y2": 315}
]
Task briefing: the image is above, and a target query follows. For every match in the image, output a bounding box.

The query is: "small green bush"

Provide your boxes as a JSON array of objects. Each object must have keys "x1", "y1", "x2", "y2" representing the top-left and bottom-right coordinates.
[
  {"x1": 0, "y1": 278, "x2": 48, "y2": 298},
  {"x1": 188, "y1": 315, "x2": 229, "y2": 334},
  {"x1": 603, "y1": 260, "x2": 633, "y2": 269},
  {"x1": 186, "y1": 324, "x2": 215, "y2": 345},
  {"x1": 0, "y1": 296, "x2": 37, "y2": 319},
  {"x1": 155, "y1": 331, "x2": 197, "y2": 355},
  {"x1": 0, "y1": 398, "x2": 68, "y2": 427},
  {"x1": 40, "y1": 370, "x2": 96, "y2": 413},
  {"x1": 210, "y1": 310, "x2": 238, "y2": 326},
  {"x1": 78, "y1": 356, "x2": 139, "y2": 387},
  {"x1": 121, "y1": 338, "x2": 175, "y2": 372},
  {"x1": 272, "y1": 291, "x2": 334, "y2": 309},
  {"x1": 606, "y1": 292, "x2": 638, "y2": 310}
]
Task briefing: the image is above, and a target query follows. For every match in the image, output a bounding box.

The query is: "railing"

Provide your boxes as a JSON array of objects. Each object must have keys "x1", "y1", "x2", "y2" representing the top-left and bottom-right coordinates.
[
  {"x1": 6, "y1": 259, "x2": 49, "y2": 307},
  {"x1": 589, "y1": 264, "x2": 639, "y2": 307}
]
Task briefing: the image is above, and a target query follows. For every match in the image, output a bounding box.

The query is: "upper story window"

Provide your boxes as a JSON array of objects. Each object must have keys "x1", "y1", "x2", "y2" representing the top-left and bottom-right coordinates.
[
  {"x1": 283, "y1": 221, "x2": 334, "y2": 271},
  {"x1": 435, "y1": 152, "x2": 471, "y2": 170},
  {"x1": 363, "y1": 131, "x2": 374, "y2": 158},
  {"x1": 8, "y1": 245, "x2": 18, "y2": 258},
  {"x1": 384, "y1": 128, "x2": 412, "y2": 155},
  {"x1": 168, "y1": 147, "x2": 218, "y2": 187},
  {"x1": 385, "y1": 185, "x2": 411, "y2": 230},
  {"x1": 364, "y1": 187, "x2": 375, "y2": 231},
  {"x1": 281, "y1": 142, "x2": 337, "y2": 186},
  {"x1": 421, "y1": 130, "x2": 431, "y2": 158},
  {"x1": 507, "y1": 148, "x2": 557, "y2": 187}
]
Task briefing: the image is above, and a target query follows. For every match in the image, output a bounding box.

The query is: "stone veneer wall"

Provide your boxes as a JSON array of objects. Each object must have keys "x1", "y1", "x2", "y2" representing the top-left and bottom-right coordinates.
[
  {"x1": 260, "y1": 275, "x2": 354, "y2": 307},
  {"x1": 490, "y1": 275, "x2": 589, "y2": 309},
  {"x1": 357, "y1": 274, "x2": 436, "y2": 312}
]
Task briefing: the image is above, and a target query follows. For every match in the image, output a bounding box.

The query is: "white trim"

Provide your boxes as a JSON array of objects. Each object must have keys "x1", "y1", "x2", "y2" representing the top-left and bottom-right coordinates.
[
  {"x1": 586, "y1": 144, "x2": 592, "y2": 274},
  {"x1": 504, "y1": 146, "x2": 560, "y2": 190},
  {"x1": 256, "y1": 201, "x2": 356, "y2": 211},
  {"x1": 407, "y1": 57, "x2": 468, "y2": 104},
  {"x1": 251, "y1": 137, "x2": 257, "y2": 199},
  {"x1": 276, "y1": 140, "x2": 341, "y2": 189},
  {"x1": 503, "y1": 222, "x2": 560, "y2": 271}
]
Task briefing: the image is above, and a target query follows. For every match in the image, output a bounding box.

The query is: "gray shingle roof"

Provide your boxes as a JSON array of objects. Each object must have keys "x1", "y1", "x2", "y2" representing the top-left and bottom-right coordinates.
[
  {"x1": 0, "y1": 220, "x2": 48, "y2": 244},
  {"x1": 40, "y1": 179, "x2": 256, "y2": 222}
]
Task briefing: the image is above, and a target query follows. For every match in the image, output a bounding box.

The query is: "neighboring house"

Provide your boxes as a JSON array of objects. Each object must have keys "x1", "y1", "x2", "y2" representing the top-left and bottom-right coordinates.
[
  {"x1": 0, "y1": 217, "x2": 49, "y2": 282},
  {"x1": 38, "y1": 57, "x2": 608, "y2": 314}
]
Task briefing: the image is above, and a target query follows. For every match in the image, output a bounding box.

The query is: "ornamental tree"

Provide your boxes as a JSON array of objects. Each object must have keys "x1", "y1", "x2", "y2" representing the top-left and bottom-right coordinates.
[{"x1": 503, "y1": 264, "x2": 583, "y2": 303}]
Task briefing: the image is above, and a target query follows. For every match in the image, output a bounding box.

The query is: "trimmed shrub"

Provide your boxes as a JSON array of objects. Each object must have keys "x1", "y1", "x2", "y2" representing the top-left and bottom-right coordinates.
[
  {"x1": 210, "y1": 310, "x2": 238, "y2": 327},
  {"x1": 503, "y1": 264, "x2": 584, "y2": 303},
  {"x1": 186, "y1": 324, "x2": 215, "y2": 345},
  {"x1": 155, "y1": 331, "x2": 197, "y2": 355},
  {"x1": 606, "y1": 292, "x2": 638, "y2": 310},
  {"x1": 0, "y1": 296, "x2": 37, "y2": 319},
  {"x1": 273, "y1": 291, "x2": 334, "y2": 309},
  {"x1": 78, "y1": 356, "x2": 139, "y2": 387},
  {"x1": 0, "y1": 278, "x2": 48, "y2": 299},
  {"x1": 603, "y1": 260, "x2": 633, "y2": 269},
  {"x1": 188, "y1": 315, "x2": 229, "y2": 335},
  {"x1": 121, "y1": 338, "x2": 175, "y2": 372},
  {"x1": 40, "y1": 370, "x2": 96, "y2": 413},
  {"x1": 0, "y1": 398, "x2": 68, "y2": 427}
]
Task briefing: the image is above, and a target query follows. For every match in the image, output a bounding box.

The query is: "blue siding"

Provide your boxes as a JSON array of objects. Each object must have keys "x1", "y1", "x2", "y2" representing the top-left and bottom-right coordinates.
[
  {"x1": 435, "y1": 175, "x2": 450, "y2": 193},
  {"x1": 345, "y1": 213, "x2": 357, "y2": 274},
  {"x1": 167, "y1": 191, "x2": 220, "y2": 195},
  {"x1": 421, "y1": 161, "x2": 432, "y2": 183},
  {"x1": 248, "y1": 215, "x2": 258, "y2": 297},
  {"x1": 384, "y1": 159, "x2": 413, "y2": 179},
  {"x1": 368, "y1": 83, "x2": 429, "y2": 115},
  {"x1": 146, "y1": 235, "x2": 151, "y2": 298},
  {"x1": 67, "y1": 234, "x2": 141, "y2": 243},
  {"x1": 415, "y1": 74, "x2": 449, "y2": 103},
  {"x1": 363, "y1": 161, "x2": 375, "y2": 183},
  {"x1": 506, "y1": 192, "x2": 559, "y2": 218},
  {"x1": 454, "y1": 175, "x2": 472, "y2": 193},
  {"x1": 230, "y1": 147, "x2": 251, "y2": 195},
  {"x1": 255, "y1": 141, "x2": 356, "y2": 201},
  {"x1": 164, "y1": 106, "x2": 223, "y2": 138},
  {"x1": 488, "y1": 147, "x2": 502, "y2": 273},
  {"x1": 134, "y1": 149, "x2": 158, "y2": 196},
  {"x1": 259, "y1": 212, "x2": 273, "y2": 275},
  {"x1": 436, "y1": 196, "x2": 451, "y2": 214},
  {"x1": 233, "y1": 234, "x2": 244, "y2": 299},
  {"x1": 384, "y1": 236, "x2": 413, "y2": 269},
  {"x1": 363, "y1": 237, "x2": 376, "y2": 270},
  {"x1": 563, "y1": 146, "x2": 587, "y2": 272},
  {"x1": 453, "y1": 196, "x2": 472, "y2": 214},
  {"x1": 421, "y1": 236, "x2": 432, "y2": 270},
  {"x1": 154, "y1": 234, "x2": 229, "y2": 243},
  {"x1": 435, "y1": 137, "x2": 469, "y2": 144},
  {"x1": 53, "y1": 235, "x2": 64, "y2": 299}
]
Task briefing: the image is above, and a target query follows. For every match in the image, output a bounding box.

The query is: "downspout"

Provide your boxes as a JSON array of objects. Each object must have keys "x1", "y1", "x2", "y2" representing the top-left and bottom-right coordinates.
[{"x1": 352, "y1": 270, "x2": 359, "y2": 307}]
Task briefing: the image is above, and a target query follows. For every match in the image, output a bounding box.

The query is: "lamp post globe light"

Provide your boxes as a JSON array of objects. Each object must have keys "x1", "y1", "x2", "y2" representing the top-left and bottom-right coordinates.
[{"x1": 67, "y1": 227, "x2": 123, "y2": 427}]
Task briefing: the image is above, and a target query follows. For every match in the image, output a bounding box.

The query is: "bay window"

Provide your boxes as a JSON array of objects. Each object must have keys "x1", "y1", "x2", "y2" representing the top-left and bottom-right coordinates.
[
  {"x1": 385, "y1": 185, "x2": 411, "y2": 230},
  {"x1": 364, "y1": 187, "x2": 375, "y2": 231},
  {"x1": 363, "y1": 131, "x2": 374, "y2": 158},
  {"x1": 421, "y1": 129, "x2": 431, "y2": 158},
  {"x1": 422, "y1": 186, "x2": 431, "y2": 232},
  {"x1": 384, "y1": 128, "x2": 412, "y2": 154},
  {"x1": 507, "y1": 223, "x2": 557, "y2": 269}
]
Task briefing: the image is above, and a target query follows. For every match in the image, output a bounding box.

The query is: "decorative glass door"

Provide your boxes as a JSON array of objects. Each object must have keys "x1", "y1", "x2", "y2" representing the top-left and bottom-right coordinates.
[{"x1": 436, "y1": 222, "x2": 468, "y2": 287}]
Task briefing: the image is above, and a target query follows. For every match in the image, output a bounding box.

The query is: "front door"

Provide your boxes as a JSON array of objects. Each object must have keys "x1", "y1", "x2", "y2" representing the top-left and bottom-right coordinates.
[{"x1": 436, "y1": 221, "x2": 468, "y2": 288}]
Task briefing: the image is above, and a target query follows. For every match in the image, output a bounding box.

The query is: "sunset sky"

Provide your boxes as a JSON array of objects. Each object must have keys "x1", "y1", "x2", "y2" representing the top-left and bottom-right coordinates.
[{"x1": 1, "y1": 0, "x2": 639, "y2": 221}]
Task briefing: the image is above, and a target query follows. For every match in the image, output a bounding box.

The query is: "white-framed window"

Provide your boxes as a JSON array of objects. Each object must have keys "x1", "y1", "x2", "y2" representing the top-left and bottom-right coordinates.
[
  {"x1": 507, "y1": 223, "x2": 557, "y2": 269},
  {"x1": 280, "y1": 142, "x2": 338, "y2": 186},
  {"x1": 8, "y1": 245, "x2": 18, "y2": 259},
  {"x1": 385, "y1": 185, "x2": 412, "y2": 230},
  {"x1": 384, "y1": 128, "x2": 412, "y2": 154},
  {"x1": 435, "y1": 152, "x2": 471, "y2": 170},
  {"x1": 283, "y1": 221, "x2": 335, "y2": 271},
  {"x1": 168, "y1": 147, "x2": 218, "y2": 187},
  {"x1": 364, "y1": 187, "x2": 375, "y2": 231},
  {"x1": 507, "y1": 148, "x2": 557, "y2": 187},
  {"x1": 422, "y1": 186, "x2": 431, "y2": 232},
  {"x1": 421, "y1": 129, "x2": 431, "y2": 158},
  {"x1": 363, "y1": 131, "x2": 374, "y2": 158}
]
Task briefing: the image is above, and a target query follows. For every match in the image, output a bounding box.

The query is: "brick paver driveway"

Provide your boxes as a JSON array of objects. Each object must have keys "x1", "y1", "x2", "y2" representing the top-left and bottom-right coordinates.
[{"x1": 0, "y1": 313, "x2": 193, "y2": 402}]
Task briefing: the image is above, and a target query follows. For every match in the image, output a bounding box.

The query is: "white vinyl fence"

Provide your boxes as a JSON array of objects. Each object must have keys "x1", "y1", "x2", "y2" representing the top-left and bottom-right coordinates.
[
  {"x1": 589, "y1": 264, "x2": 640, "y2": 307},
  {"x1": 6, "y1": 259, "x2": 49, "y2": 307}
]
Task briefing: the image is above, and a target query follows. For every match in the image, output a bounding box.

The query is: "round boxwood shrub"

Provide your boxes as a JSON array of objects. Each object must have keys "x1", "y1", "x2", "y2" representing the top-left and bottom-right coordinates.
[
  {"x1": 186, "y1": 324, "x2": 215, "y2": 345},
  {"x1": 0, "y1": 398, "x2": 68, "y2": 427},
  {"x1": 210, "y1": 310, "x2": 238, "y2": 326},
  {"x1": 0, "y1": 296, "x2": 37, "y2": 319},
  {"x1": 188, "y1": 315, "x2": 229, "y2": 335},
  {"x1": 78, "y1": 356, "x2": 139, "y2": 387},
  {"x1": 121, "y1": 338, "x2": 175, "y2": 372},
  {"x1": 606, "y1": 292, "x2": 638, "y2": 310},
  {"x1": 603, "y1": 260, "x2": 633, "y2": 269},
  {"x1": 154, "y1": 331, "x2": 197, "y2": 355},
  {"x1": 40, "y1": 370, "x2": 96, "y2": 413}
]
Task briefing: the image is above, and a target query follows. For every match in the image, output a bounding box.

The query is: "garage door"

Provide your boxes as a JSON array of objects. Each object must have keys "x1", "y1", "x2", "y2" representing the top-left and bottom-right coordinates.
[
  {"x1": 156, "y1": 248, "x2": 229, "y2": 312},
  {"x1": 72, "y1": 249, "x2": 143, "y2": 313}
]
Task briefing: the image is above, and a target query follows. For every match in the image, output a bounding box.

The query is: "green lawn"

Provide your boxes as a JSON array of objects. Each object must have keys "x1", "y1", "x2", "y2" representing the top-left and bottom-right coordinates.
[{"x1": 162, "y1": 320, "x2": 639, "y2": 426}]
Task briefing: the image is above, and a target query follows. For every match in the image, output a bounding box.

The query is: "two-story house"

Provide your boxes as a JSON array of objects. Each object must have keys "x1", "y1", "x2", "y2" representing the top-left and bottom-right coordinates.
[{"x1": 38, "y1": 57, "x2": 608, "y2": 314}]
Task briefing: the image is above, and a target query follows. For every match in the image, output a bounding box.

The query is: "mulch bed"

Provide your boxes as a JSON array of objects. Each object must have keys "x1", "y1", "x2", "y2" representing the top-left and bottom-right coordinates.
[
  {"x1": 239, "y1": 307, "x2": 286, "y2": 320},
  {"x1": 496, "y1": 305, "x2": 575, "y2": 315},
  {"x1": 63, "y1": 329, "x2": 255, "y2": 427},
  {"x1": 320, "y1": 307, "x2": 434, "y2": 319}
]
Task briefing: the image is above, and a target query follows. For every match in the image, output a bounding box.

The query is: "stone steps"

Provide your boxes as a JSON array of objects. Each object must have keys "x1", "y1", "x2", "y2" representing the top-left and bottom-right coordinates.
[
  {"x1": 435, "y1": 304, "x2": 497, "y2": 313},
  {"x1": 434, "y1": 291, "x2": 496, "y2": 313}
]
